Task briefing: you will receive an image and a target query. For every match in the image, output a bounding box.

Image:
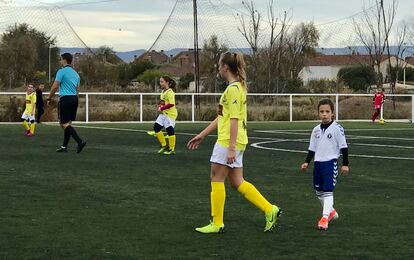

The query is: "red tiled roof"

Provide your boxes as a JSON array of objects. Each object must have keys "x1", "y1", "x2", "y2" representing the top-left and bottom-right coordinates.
[
  {"x1": 159, "y1": 65, "x2": 193, "y2": 77},
  {"x1": 405, "y1": 57, "x2": 414, "y2": 66},
  {"x1": 305, "y1": 54, "x2": 389, "y2": 66},
  {"x1": 137, "y1": 51, "x2": 169, "y2": 64}
]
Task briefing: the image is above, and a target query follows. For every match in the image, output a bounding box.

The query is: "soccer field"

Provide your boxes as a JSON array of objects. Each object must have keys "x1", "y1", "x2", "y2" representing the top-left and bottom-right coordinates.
[{"x1": 0, "y1": 122, "x2": 413, "y2": 259}]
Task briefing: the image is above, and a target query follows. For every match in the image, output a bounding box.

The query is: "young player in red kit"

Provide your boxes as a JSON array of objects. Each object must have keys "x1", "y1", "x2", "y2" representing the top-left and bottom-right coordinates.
[{"x1": 371, "y1": 88, "x2": 385, "y2": 122}]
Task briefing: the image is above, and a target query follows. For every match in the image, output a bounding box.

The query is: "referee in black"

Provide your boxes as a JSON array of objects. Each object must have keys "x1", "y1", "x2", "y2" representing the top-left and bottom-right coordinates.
[{"x1": 47, "y1": 53, "x2": 86, "y2": 153}]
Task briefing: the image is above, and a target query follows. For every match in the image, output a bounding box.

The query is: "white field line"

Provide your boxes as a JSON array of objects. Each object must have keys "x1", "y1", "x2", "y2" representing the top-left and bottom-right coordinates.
[
  {"x1": 43, "y1": 124, "x2": 282, "y2": 141},
  {"x1": 255, "y1": 128, "x2": 414, "y2": 133},
  {"x1": 254, "y1": 130, "x2": 414, "y2": 141},
  {"x1": 40, "y1": 124, "x2": 414, "y2": 159},
  {"x1": 251, "y1": 141, "x2": 414, "y2": 161}
]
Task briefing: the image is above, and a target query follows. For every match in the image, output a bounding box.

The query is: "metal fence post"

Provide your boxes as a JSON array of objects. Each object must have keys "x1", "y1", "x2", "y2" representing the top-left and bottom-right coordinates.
[
  {"x1": 289, "y1": 95, "x2": 293, "y2": 122},
  {"x1": 140, "y1": 94, "x2": 143, "y2": 123},
  {"x1": 192, "y1": 94, "x2": 195, "y2": 122},
  {"x1": 85, "y1": 93, "x2": 89, "y2": 123},
  {"x1": 412, "y1": 95, "x2": 414, "y2": 123},
  {"x1": 336, "y1": 95, "x2": 339, "y2": 121}
]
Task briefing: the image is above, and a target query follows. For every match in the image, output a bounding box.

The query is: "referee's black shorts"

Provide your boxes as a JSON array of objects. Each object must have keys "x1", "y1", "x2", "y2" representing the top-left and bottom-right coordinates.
[{"x1": 58, "y1": 95, "x2": 78, "y2": 124}]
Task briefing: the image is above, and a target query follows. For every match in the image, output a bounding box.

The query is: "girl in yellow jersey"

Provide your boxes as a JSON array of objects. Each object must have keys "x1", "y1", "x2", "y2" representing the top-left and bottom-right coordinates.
[
  {"x1": 21, "y1": 84, "x2": 36, "y2": 137},
  {"x1": 148, "y1": 76, "x2": 178, "y2": 155},
  {"x1": 187, "y1": 52, "x2": 282, "y2": 233}
]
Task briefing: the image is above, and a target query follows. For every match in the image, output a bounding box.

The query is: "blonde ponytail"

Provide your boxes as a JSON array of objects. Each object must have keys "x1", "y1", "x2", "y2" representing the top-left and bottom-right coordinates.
[
  {"x1": 220, "y1": 52, "x2": 248, "y2": 91},
  {"x1": 234, "y1": 53, "x2": 247, "y2": 91}
]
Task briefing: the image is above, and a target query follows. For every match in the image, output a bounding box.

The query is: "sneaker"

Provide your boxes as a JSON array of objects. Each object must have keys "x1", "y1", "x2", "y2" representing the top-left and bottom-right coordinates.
[
  {"x1": 195, "y1": 222, "x2": 225, "y2": 234},
  {"x1": 163, "y1": 149, "x2": 175, "y2": 155},
  {"x1": 264, "y1": 205, "x2": 282, "y2": 232},
  {"x1": 158, "y1": 146, "x2": 168, "y2": 154},
  {"x1": 147, "y1": 131, "x2": 156, "y2": 136},
  {"x1": 318, "y1": 217, "x2": 329, "y2": 230},
  {"x1": 26, "y1": 132, "x2": 34, "y2": 137},
  {"x1": 328, "y1": 209, "x2": 339, "y2": 222},
  {"x1": 77, "y1": 141, "x2": 87, "y2": 154},
  {"x1": 56, "y1": 146, "x2": 68, "y2": 153},
  {"x1": 24, "y1": 130, "x2": 30, "y2": 136}
]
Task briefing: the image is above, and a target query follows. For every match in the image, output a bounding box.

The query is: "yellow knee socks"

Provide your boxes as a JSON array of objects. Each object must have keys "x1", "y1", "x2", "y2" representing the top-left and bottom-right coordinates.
[
  {"x1": 30, "y1": 123, "x2": 36, "y2": 134},
  {"x1": 211, "y1": 182, "x2": 225, "y2": 226},
  {"x1": 237, "y1": 181, "x2": 273, "y2": 214},
  {"x1": 156, "y1": 131, "x2": 166, "y2": 147},
  {"x1": 22, "y1": 121, "x2": 29, "y2": 130},
  {"x1": 168, "y1": 135, "x2": 176, "y2": 151}
]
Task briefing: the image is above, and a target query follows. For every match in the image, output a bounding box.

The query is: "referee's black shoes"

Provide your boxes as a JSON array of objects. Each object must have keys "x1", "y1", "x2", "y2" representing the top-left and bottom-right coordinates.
[{"x1": 77, "y1": 141, "x2": 87, "y2": 154}]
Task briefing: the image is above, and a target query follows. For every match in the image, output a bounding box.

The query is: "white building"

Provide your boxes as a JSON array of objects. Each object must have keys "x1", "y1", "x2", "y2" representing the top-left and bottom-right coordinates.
[{"x1": 300, "y1": 54, "x2": 414, "y2": 84}]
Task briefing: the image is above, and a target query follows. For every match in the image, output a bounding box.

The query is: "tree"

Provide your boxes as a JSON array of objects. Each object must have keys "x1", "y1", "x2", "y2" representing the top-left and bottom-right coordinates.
[
  {"x1": 353, "y1": 0, "x2": 397, "y2": 89},
  {"x1": 200, "y1": 35, "x2": 228, "y2": 92},
  {"x1": 237, "y1": 0, "x2": 261, "y2": 91},
  {"x1": 0, "y1": 23, "x2": 59, "y2": 89},
  {"x1": 264, "y1": 1, "x2": 291, "y2": 93},
  {"x1": 179, "y1": 73, "x2": 194, "y2": 90},
  {"x1": 236, "y1": 1, "x2": 318, "y2": 93},
  {"x1": 279, "y1": 22, "x2": 319, "y2": 92},
  {"x1": 138, "y1": 69, "x2": 166, "y2": 91},
  {"x1": 118, "y1": 60, "x2": 155, "y2": 87},
  {"x1": 338, "y1": 66, "x2": 377, "y2": 92},
  {"x1": 77, "y1": 53, "x2": 119, "y2": 88},
  {"x1": 95, "y1": 46, "x2": 124, "y2": 65}
]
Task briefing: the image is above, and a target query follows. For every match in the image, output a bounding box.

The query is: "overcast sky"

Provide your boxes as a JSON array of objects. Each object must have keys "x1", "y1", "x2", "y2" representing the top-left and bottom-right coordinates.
[{"x1": 40, "y1": 0, "x2": 414, "y2": 51}]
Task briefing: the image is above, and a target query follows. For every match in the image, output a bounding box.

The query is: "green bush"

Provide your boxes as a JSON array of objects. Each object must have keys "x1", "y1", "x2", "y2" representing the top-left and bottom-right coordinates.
[{"x1": 338, "y1": 65, "x2": 376, "y2": 91}]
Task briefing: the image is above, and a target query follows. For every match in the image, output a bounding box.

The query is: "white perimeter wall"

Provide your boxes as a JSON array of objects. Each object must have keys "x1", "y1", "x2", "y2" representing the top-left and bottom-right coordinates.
[{"x1": 300, "y1": 66, "x2": 342, "y2": 83}]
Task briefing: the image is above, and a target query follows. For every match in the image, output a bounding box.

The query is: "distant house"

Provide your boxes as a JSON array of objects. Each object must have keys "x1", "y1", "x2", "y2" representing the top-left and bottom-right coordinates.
[
  {"x1": 158, "y1": 65, "x2": 193, "y2": 77},
  {"x1": 300, "y1": 54, "x2": 414, "y2": 84},
  {"x1": 157, "y1": 49, "x2": 197, "y2": 77},
  {"x1": 136, "y1": 50, "x2": 169, "y2": 65},
  {"x1": 405, "y1": 56, "x2": 414, "y2": 67},
  {"x1": 172, "y1": 50, "x2": 196, "y2": 67}
]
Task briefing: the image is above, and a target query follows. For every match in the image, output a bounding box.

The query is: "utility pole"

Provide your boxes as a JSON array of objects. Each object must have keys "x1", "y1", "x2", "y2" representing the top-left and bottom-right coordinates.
[
  {"x1": 193, "y1": 0, "x2": 200, "y2": 110},
  {"x1": 48, "y1": 45, "x2": 52, "y2": 85}
]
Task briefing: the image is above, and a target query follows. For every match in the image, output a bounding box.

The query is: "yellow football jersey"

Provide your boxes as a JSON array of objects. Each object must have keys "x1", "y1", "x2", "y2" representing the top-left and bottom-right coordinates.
[
  {"x1": 216, "y1": 82, "x2": 248, "y2": 151},
  {"x1": 24, "y1": 92, "x2": 36, "y2": 114},
  {"x1": 160, "y1": 88, "x2": 178, "y2": 120}
]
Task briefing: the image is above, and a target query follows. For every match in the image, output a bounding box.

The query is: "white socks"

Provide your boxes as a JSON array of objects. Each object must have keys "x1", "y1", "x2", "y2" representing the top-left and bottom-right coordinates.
[{"x1": 316, "y1": 191, "x2": 334, "y2": 218}]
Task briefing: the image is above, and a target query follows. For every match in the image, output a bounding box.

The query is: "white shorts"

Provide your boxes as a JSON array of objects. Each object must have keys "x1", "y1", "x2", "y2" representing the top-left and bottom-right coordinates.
[
  {"x1": 21, "y1": 112, "x2": 35, "y2": 122},
  {"x1": 155, "y1": 114, "x2": 175, "y2": 128},
  {"x1": 210, "y1": 143, "x2": 244, "y2": 168}
]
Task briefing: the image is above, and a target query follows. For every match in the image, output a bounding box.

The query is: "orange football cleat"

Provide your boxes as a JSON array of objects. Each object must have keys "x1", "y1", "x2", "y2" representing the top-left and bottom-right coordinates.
[
  {"x1": 318, "y1": 217, "x2": 328, "y2": 230},
  {"x1": 328, "y1": 209, "x2": 339, "y2": 222}
]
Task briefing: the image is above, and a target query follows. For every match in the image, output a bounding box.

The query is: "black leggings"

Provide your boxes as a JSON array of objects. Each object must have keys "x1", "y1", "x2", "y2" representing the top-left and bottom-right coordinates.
[{"x1": 153, "y1": 123, "x2": 175, "y2": 135}]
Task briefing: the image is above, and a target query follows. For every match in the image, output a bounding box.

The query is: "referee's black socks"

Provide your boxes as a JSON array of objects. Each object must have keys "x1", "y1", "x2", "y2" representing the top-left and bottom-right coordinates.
[{"x1": 63, "y1": 125, "x2": 83, "y2": 147}]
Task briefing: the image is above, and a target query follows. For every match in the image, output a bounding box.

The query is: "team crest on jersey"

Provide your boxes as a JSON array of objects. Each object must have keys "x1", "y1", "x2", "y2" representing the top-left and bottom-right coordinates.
[
  {"x1": 314, "y1": 129, "x2": 321, "y2": 139},
  {"x1": 327, "y1": 133, "x2": 333, "y2": 139}
]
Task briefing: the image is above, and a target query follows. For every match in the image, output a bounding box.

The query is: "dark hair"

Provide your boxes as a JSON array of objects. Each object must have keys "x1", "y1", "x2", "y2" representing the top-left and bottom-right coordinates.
[
  {"x1": 161, "y1": 75, "x2": 176, "y2": 92},
  {"x1": 61, "y1": 53, "x2": 73, "y2": 64},
  {"x1": 318, "y1": 99, "x2": 334, "y2": 112},
  {"x1": 220, "y1": 52, "x2": 247, "y2": 89}
]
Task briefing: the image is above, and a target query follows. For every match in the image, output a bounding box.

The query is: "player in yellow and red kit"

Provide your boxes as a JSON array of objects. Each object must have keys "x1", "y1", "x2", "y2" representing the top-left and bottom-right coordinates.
[
  {"x1": 147, "y1": 76, "x2": 178, "y2": 155},
  {"x1": 21, "y1": 84, "x2": 36, "y2": 137}
]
